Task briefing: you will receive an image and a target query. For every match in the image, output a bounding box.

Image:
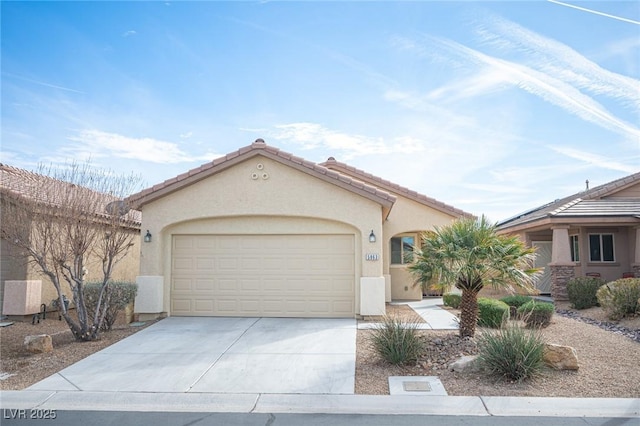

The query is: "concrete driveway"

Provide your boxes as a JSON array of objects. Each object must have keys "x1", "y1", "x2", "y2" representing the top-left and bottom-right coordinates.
[{"x1": 27, "y1": 317, "x2": 356, "y2": 394}]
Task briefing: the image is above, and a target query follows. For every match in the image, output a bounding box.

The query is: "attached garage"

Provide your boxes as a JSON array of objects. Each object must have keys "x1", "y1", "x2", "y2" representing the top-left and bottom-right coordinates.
[{"x1": 171, "y1": 234, "x2": 355, "y2": 317}]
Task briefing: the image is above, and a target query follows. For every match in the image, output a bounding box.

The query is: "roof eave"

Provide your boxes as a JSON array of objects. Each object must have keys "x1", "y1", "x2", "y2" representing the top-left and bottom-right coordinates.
[{"x1": 126, "y1": 142, "x2": 397, "y2": 213}]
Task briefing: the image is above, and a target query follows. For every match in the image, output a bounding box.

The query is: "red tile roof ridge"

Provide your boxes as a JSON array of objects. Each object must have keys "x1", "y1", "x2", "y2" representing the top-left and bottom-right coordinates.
[
  {"x1": 126, "y1": 140, "x2": 396, "y2": 207},
  {"x1": 320, "y1": 158, "x2": 473, "y2": 218}
]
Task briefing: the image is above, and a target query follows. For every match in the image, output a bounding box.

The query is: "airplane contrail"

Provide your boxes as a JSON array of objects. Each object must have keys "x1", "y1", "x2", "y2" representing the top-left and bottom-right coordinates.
[{"x1": 548, "y1": 0, "x2": 640, "y2": 25}]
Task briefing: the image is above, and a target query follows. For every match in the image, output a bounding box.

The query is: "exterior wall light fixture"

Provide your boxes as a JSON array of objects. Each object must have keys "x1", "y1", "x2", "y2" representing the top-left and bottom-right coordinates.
[
  {"x1": 369, "y1": 230, "x2": 376, "y2": 243},
  {"x1": 144, "y1": 230, "x2": 152, "y2": 243}
]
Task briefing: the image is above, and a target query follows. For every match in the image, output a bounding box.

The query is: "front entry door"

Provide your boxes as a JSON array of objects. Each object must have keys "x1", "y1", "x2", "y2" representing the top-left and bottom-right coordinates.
[{"x1": 532, "y1": 241, "x2": 552, "y2": 294}]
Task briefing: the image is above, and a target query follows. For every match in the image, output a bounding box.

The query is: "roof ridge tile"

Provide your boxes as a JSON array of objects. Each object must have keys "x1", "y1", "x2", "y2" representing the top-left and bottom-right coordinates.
[{"x1": 320, "y1": 158, "x2": 472, "y2": 218}]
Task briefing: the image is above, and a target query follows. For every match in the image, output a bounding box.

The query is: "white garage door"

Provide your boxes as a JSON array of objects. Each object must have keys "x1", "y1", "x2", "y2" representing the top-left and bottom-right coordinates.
[{"x1": 171, "y1": 234, "x2": 355, "y2": 317}]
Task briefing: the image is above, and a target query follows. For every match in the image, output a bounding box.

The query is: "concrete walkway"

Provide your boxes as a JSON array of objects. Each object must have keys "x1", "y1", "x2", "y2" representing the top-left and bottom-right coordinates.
[{"x1": 358, "y1": 297, "x2": 459, "y2": 330}]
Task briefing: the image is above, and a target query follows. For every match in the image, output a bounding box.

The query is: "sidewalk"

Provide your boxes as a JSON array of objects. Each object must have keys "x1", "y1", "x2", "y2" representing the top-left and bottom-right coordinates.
[{"x1": 1, "y1": 390, "x2": 638, "y2": 417}]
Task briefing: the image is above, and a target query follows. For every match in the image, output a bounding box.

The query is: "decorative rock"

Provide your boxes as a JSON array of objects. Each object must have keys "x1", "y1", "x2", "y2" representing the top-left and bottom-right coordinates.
[
  {"x1": 24, "y1": 334, "x2": 53, "y2": 353},
  {"x1": 555, "y1": 310, "x2": 640, "y2": 343},
  {"x1": 449, "y1": 355, "x2": 479, "y2": 372},
  {"x1": 543, "y1": 343, "x2": 578, "y2": 370}
]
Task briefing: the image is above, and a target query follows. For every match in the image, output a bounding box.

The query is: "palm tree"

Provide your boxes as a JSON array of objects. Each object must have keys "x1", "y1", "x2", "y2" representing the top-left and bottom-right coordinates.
[{"x1": 409, "y1": 216, "x2": 539, "y2": 338}]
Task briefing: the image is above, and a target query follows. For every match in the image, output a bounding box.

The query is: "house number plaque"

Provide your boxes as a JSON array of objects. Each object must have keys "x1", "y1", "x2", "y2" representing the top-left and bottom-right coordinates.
[{"x1": 365, "y1": 253, "x2": 379, "y2": 261}]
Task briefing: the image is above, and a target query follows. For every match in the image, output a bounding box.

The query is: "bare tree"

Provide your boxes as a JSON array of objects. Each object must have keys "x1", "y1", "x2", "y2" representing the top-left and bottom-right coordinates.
[{"x1": 1, "y1": 162, "x2": 141, "y2": 341}]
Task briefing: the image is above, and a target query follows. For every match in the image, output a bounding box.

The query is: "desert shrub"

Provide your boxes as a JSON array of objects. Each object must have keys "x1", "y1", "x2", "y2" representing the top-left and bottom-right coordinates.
[
  {"x1": 477, "y1": 322, "x2": 545, "y2": 382},
  {"x1": 517, "y1": 300, "x2": 554, "y2": 328},
  {"x1": 369, "y1": 316, "x2": 424, "y2": 365},
  {"x1": 443, "y1": 293, "x2": 461, "y2": 309},
  {"x1": 477, "y1": 298, "x2": 510, "y2": 328},
  {"x1": 596, "y1": 278, "x2": 640, "y2": 321},
  {"x1": 500, "y1": 295, "x2": 533, "y2": 318},
  {"x1": 566, "y1": 276, "x2": 605, "y2": 310},
  {"x1": 84, "y1": 281, "x2": 138, "y2": 331}
]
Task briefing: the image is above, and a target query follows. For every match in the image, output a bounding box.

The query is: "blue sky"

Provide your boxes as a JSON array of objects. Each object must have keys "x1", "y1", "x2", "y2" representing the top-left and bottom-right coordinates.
[{"x1": 2, "y1": 1, "x2": 639, "y2": 222}]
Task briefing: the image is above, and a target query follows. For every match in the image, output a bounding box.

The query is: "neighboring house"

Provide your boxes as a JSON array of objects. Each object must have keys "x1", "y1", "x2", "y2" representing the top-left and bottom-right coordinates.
[
  {"x1": 496, "y1": 172, "x2": 640, "y2": 300},
  {"x1": 0, "y1": 164, "x2": 141, "y2": 316},
  {"x1": 126, "y1": 140, "x2": 472, "y2": 320}
]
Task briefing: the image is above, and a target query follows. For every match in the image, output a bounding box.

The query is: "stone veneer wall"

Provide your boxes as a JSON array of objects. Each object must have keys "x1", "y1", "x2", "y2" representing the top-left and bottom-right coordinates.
[
  {"x1": 633, "y1": 264, "x2": 640, "y2": 278},
  {"x1": 550, "y1": 265, "x2": 574, "y2": 301}
]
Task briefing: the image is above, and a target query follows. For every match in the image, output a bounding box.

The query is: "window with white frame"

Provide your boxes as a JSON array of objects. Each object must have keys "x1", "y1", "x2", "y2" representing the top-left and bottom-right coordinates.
[
  {"x1": 391, "y1": 236, "x2": 415, "y2": 265},
  {"x1": 589, "y1": 234, "x2": 614, "y2": 262},
  {"x1": 570, "y1": 235, "x2": 579, "y2": 262}
]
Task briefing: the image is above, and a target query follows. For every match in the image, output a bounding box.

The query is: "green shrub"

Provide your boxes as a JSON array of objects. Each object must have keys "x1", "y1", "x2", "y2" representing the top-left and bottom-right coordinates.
[
  {"x1": 517, "y1": 300, "x2": 554, "y2": 328},
  {"x1": 596, "y1": 278, "x2": 640, "y2": 320},
  {"x1": 442, "y1": 293, "x2": 461, "y2": 309},
  {"x1": 477, "y1": 322, "x2": 546, "y2": 382},
  {"x1": 84, "y1": 281, "x2": 138, "y2": 331},
  {"x1": 566, "y1": 277, "x2": 605, "y2": 309},
  {"x1": 499, "y1": 295, "x2": 533, "y2": 318},
  {"x1": 369, "y1": 316, "x2": 424, "y2": 365},
  {"x1": 477, "y1": 298, "x2": 510, "y2": 328}
]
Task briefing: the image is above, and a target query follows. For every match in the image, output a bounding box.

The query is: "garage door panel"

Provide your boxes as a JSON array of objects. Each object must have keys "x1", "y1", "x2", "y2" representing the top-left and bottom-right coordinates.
[
  {"x1": 173, "y1": 257, "x2": 193, "y2": 271},
  {"x1": 172, "y1": 278, "x2": 192, "y2": 291},
  {"x1": 171, "y1": 234, "x2": 355, "y2": 317},
  {"x1": 218, "y1": 257, "x2": 239, "y2": 270},
  {"x1": 240, "y1": 279, "x2": 260, "y2": 291},
  {"x1": 174, "y1": 236, "x2": 194, "y2": 249},
  {"x1": 263, "y1": 257, "x2": 286, "y2": 270},
  {"x1": 172, "y1": 298, "x2": 192, "y2": 314},
  {"x1": 239, "y1": 300, "x2": 261, "y2": 314},
  {"x1": 194, "y1": 279, "x2": 215, "y2": 291},
  {"x1": 333, "y1": 278, "x2": 354, "y2": 293},
  {"x1": 241, "y1": 257, "x2": 262, "y2": 271},
  {"x1": 287, "y1": 257, "x2": 308, "y2": 270},
  {"x1": 333, "y1": 300, "x2": 354, "y2": 315},
  {"x1": 217, "y1": 278, "x2": 237, "y2": 291},
  {"x1": 214, "y1": 237, "x2": 237, "y2": 249},
  {"x1": 194, "y1": 299, "x2": 214, "y2": 313},
  {"x1": 195, "y1": 257, "x2": 214, "y2": 271},
  {"x1": 216, "y1": 299, "x2": 239, "y2": 313}
]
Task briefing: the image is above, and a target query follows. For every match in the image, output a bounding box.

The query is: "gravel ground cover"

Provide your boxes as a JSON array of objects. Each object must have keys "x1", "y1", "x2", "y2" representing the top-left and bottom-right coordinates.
[{"x1": 2, "y1": 302, "x2": 638, "y2": 397}]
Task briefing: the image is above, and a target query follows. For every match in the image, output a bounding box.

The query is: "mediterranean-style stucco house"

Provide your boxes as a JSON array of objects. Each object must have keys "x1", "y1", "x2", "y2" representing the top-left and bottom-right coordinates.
[
  {"x1": 496, "y1": 171, "x2": 640, "y2": 300},
  {"x1": 0, "y1": 164, "x2": 141, "y2": 317},
  {"x1": 126, "y1": 140, "x2": 473, "y2": 320}
]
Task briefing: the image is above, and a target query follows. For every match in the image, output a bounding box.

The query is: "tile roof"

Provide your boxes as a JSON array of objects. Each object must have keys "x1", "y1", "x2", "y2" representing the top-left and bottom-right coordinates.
[
  {"x1": 497, "y1": 171, "x2": 640, "y2": 229},
  {"x1": 320, "y1": 157, "x2": 474, "y2": 219},
  {"x1": 0, "y1": 163, "x2": 141, "y2": 227},
  {"x1": 126, "y1": 140, "x2": 397, "y2": 216}
]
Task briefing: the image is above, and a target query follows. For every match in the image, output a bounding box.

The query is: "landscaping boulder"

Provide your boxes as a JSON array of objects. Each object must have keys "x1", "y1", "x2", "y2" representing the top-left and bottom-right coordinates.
[
  {"x1": 543, "y1": 343, "x2": 578, "y2": 370},
  {"x1": 448, "y1": 355, "x2": 479, "y2": 373},
  {"x1": 24, "y1": 334, "x2": 53, "y2": 353}
]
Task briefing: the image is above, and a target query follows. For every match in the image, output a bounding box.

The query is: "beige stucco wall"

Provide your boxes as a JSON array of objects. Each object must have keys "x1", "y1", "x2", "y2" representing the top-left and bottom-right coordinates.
[
  {"x1": 25, "y1": 228, "x2": 140, "y2": 310},
  {"x1": 137, "y1": 155, "x2": 385, "y2": 315},
  {"x1": 606, "y1": 182, "x2": 640, "y2": 199},
  {"x1": 382, "y1": 196, "x2": 460, "y2": 301}
]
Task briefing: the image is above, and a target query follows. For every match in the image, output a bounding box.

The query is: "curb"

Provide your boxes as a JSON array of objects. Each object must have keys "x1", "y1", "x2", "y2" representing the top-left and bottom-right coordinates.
[{"x1": 1, "y1": 391, "x2": 639, "y2": 418}]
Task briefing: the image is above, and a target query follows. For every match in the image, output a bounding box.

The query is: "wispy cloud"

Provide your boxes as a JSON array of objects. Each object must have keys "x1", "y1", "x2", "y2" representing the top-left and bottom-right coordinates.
[
  {"x1": 3, "y1": 72, "x2": 86, "y2": 94},
  {"x1": 122, "y1": 30, "x2": 137, "y2": 37},
  {"x1": 476, "y1": 14, "x2": 640, "y2": 112},
  {"x1": 65, "y1": 130, "x2": 219, "y2": 164},
  {"x1": 263, "y1": 122, "x2": 424, "y2": 159},
  {"x1": 392, "y1": 34, "x2": 640, "y2": 142},
  {"x1": 550, "y1": 146, "x2": 638, "y2": 173}
]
